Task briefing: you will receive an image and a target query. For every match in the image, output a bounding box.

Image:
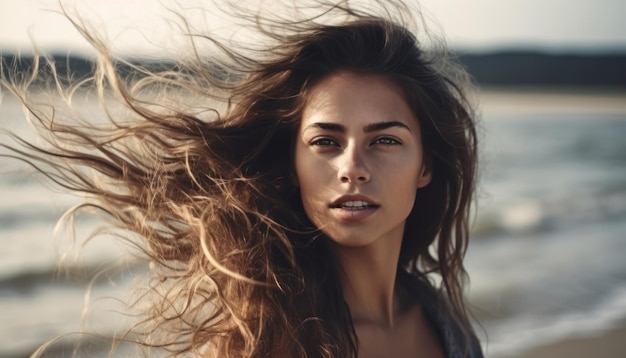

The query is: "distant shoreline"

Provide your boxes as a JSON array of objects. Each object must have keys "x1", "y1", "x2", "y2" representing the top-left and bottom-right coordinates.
[
  {"x1": 3, "y1": 83, "x2": 625, "y2": 116},
  {"x1": 478, "y1": 86, "x2": 626, "y2": 115},
  {"x1": 3, "y1": 51, "x2": 626, "y2": 88}
]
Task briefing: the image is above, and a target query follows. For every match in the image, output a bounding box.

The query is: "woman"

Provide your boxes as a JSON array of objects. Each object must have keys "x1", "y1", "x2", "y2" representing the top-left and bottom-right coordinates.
[{"x1": 2, "y1": 1, "x2": 481, "y2": 357}]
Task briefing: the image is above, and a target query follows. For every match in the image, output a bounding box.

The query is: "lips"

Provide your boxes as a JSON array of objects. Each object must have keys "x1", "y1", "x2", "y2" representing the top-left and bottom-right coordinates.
[
  {"x1": 330, "y1": 195, "x2": 379, "y2": 207},
  {"x1": 329, "y1": 195, "x2": 380, "y2": 220},
  {"x1": 335, "y1": 200, "x2": 375, "y2": 210}
]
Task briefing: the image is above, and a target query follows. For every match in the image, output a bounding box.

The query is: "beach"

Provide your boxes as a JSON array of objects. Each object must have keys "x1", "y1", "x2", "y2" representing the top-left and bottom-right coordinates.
[
  {"x1": 2, "y1": 88, "x2": 626, "y2": 357},
  {"x1": 512, "y1": 327, "x2": 626, "y2": 358},
  {"x1": 471, "y1": 87, "x2": 626, "y2": 358},
  {"x1": 478, "y1": 86, "x2": 626, "y2": 115}
]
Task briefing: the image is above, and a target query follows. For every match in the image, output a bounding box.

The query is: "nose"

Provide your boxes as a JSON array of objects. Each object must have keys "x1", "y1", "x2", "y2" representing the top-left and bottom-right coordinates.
[{"x1": 337, "y1": 145, "x2": 370, "y2": 184}]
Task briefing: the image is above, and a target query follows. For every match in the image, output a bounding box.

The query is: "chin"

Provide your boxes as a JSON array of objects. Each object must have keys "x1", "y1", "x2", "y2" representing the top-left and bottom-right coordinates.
[{"x1": 323, "y1": 231, "x2": 378, "y2": 248}]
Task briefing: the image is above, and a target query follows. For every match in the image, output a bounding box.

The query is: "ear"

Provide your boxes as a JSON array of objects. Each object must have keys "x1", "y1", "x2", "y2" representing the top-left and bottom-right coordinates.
[{"x1": 416, "y1": 164, "x2": 432, "y2": 189}]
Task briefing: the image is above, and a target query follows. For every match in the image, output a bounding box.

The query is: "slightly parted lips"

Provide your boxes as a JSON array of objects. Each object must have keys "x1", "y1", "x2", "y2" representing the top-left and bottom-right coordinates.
[{"x1": 329, "y1": 196, "x2": 380, "y2": 209}]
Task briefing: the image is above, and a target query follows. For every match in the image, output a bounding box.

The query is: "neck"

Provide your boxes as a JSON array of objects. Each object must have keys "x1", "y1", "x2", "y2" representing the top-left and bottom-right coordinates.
[{"x1": 331, "y1": 232, "x2": 404, "y2": 328}]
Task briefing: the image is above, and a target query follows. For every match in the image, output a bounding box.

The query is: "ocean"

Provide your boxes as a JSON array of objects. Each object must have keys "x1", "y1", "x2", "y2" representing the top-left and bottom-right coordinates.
[{"x1": 1, "y1": 89, "x2": 625, "y2": 357}]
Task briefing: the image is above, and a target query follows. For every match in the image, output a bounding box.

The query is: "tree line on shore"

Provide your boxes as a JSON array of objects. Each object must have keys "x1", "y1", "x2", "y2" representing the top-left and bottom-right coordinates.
[{"x1": 2, "y1": 50, "x2": 626, "y2": 88}]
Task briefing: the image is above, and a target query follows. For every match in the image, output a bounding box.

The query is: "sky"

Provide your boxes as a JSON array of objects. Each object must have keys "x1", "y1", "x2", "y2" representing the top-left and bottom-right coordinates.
[{"x1": 1, "y1": 0, "x2": 625, "y2": 55}]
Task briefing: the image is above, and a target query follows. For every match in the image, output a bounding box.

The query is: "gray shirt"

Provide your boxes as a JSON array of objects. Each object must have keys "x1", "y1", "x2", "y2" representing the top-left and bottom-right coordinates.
[{"x1": 402, "y1": 273, "x2": 484, "y2": 358}]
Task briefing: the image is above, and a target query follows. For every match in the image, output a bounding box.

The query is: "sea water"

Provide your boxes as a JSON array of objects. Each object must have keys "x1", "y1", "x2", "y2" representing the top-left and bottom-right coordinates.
[
  {"x1": 467, "y1": 92, "x2": 626, "y2": 357},
  {"x1": 1, "y1": 91, "x2": 626, "y2": 357}
]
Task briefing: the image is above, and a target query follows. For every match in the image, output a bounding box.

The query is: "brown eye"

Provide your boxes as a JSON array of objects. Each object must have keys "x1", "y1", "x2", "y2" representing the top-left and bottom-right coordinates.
[
  {"x1": 310, "y1": 138, "x2": 339, "y2": 146},
  {"x1": 372, "y1": 137, "x2": 401, "y2": 145}
]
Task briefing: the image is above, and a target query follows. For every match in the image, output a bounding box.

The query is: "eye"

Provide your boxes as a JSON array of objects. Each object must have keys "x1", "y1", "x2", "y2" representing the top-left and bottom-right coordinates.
[
  {"x1": 372, "y1": 137, "x2": 401, "y2": 146},
  {"x1": 310, "y1": 137, "x2": 340, "y2": 147}
]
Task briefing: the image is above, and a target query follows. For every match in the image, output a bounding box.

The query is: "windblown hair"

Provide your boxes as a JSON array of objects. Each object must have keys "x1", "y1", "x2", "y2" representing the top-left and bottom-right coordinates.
[{"x1": 1, "y1": 1, "x2": 478, "y2": 357}]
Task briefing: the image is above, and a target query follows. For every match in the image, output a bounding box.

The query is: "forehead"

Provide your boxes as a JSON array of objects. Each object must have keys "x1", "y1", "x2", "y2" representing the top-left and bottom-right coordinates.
[{"x1": 301, "y1": 71, "x2": 419, "y2": 131}]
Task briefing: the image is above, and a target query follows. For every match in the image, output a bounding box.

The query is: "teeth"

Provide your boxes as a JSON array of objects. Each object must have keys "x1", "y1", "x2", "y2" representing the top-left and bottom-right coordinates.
[{"x1": 341, "y1": 200, "x2": 369, "y2": 208}]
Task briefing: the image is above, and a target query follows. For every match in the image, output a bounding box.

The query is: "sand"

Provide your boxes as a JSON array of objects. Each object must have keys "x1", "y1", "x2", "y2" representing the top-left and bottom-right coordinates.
[{"x1": 508, "y1": 327, "x2": 626, "y2": 358}]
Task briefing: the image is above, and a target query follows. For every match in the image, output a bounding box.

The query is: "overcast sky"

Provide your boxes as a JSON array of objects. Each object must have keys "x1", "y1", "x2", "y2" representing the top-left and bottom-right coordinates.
[{"x1": 1, "y1": 0, "x2": 625, "y2": 55}]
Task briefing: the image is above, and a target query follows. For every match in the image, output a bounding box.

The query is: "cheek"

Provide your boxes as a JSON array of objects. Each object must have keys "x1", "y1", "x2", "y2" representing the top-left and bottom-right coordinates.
[
  {"x1": 294, "y1": 146, "x2": 311, "y2": 191},
  {"x1": 294, "y1": 148, "x2": 323, "y2": 218},
  {"x1": 382, "y1": 148, "x2": 423, "y2": 183},
  {"x1": 385, "y1": 158, "x2": 421, "y2": 210},
  {"x1": 297, "y1": 175, "x2": 328, "y2": 229}
]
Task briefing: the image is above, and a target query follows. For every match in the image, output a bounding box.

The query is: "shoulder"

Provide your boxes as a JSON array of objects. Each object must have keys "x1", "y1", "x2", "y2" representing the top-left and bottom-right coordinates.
[{"x1": 400, "y1": 273, "x2": 484, "y2": 358}]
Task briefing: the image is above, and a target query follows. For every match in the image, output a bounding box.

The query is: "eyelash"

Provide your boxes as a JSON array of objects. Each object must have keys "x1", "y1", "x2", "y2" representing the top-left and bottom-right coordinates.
[
  {"x1": 309, "y1": 137, "x2": 401, "y2": 147},
  {"x1": 372, "y1": 137, "x2": 401, "y2": 145},
  {"x1": 310, "y1": 138, "x2": 339, "y2": 146}
]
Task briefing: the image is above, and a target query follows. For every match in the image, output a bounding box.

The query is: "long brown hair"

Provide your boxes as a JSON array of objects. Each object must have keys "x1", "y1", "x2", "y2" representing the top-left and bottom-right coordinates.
[{"x1": 1, "y1": 1, "x2": 477, "y2": 357}]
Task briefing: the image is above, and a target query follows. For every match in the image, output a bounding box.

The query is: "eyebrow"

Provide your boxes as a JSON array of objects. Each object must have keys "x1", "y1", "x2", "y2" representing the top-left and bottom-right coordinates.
[
  {"x1": 363, "y1": 121, "x2": 411, "y2": 133},
  {"x1": 303, "y1": 121, "x2": 411, "y2": 133}
]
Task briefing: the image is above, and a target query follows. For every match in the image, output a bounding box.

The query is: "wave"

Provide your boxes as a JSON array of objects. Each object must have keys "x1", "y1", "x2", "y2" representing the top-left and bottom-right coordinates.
[
  {"x1": 472, "y1": 186, "x2": 626, "y2": 239},
  {"x1": 0, "y1": 208, "x2": 64, "y2": 230},
  {"x1": 0, "y1": 261, "x2": 147, "y2": 294}
]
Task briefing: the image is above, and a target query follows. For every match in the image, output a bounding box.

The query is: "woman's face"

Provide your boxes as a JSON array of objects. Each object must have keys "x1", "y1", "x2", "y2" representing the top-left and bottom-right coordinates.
[{"x1": 294, "y1": 71, "x2": 431, "y2": 247}]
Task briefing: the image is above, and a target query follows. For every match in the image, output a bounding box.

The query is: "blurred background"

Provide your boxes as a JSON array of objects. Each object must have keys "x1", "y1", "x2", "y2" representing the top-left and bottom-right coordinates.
[{"x1": 1, "y1": 0, "x2": 626, "y2": 357}]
